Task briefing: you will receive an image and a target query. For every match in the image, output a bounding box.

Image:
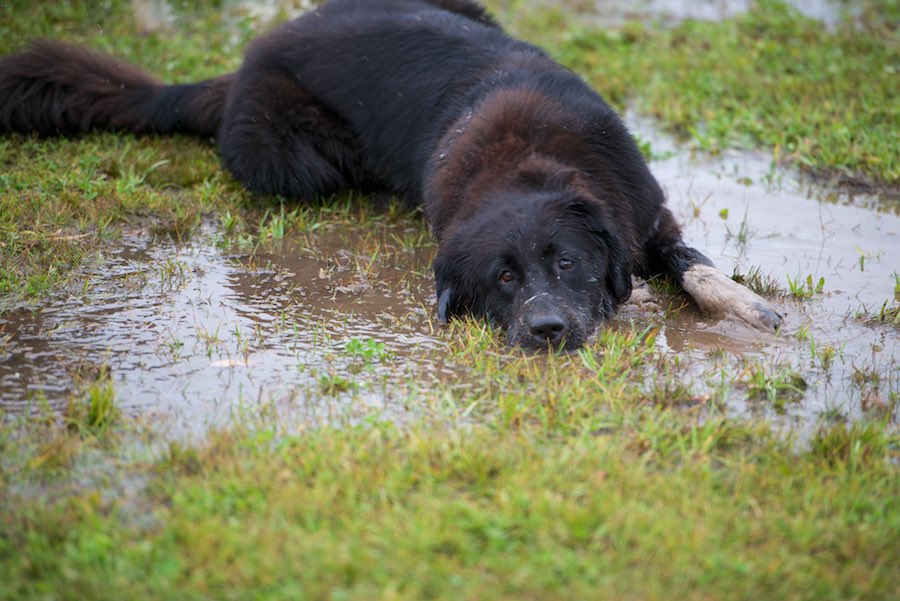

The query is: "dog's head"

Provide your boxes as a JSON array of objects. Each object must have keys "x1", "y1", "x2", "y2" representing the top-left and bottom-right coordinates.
[{"x1": 433, "y1": 170, "x2": 632, "y2": 350}]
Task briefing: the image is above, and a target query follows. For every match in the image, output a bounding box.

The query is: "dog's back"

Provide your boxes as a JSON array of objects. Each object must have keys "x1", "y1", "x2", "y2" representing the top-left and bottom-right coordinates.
[
  {"x1": 0, "y1": 0, "x2": 535, "y2": 198},
  {"x1": 0, "y1": 0, "x2": 502, "y2": 145}
]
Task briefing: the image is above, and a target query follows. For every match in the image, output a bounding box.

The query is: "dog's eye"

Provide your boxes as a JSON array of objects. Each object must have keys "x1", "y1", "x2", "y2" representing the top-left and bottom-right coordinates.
[
  {"x1": 498, "y1": 270, "x2": 515, "y2": 284},
  {"x1": 559, "y1": 258, "x2": 575, "y2": 270}
]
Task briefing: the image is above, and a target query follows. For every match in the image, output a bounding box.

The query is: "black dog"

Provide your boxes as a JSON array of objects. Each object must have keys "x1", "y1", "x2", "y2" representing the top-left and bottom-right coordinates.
[{"x1": 0, "y1": 0, "x2": 781, "y2": 349}]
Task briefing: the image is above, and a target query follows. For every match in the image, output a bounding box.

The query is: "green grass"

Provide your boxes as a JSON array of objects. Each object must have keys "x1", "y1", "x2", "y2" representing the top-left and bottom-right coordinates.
[
  {"x1": 344, "y1": 338, "x2": 391, "y2": 364},
  {"x1": 1, "y1": 1, "x2": 899, "y2": 599},
  {"x1": 2, "y1": 329, "x2": 898, "y2": 600},
  {"x1": 533, "y1": 0, "x2": 899, "y2": 187},
  {"x1": 65, "y1": 377, "x2": 120, "y2": 437},
  {"x1": 786, "y1": 273, "x2": 826, "y2": 300},
  {"x1": 731, "y1": 265, "x2": 785, "y2": 298},
  {"x1": 741, "y1": 358, "x2": 808, "y2": 412}
]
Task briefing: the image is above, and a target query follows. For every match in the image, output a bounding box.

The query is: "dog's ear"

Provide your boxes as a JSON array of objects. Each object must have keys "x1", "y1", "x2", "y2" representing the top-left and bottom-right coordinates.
[
  {"x1": 563, "y1": 196, "x2": 632, "y2": 307},
  {"x1": 437, "y1": 286, "x2": 453, "y2": 322},
  {"x1": 604, "y1": 229, "x2": 632, "y2": 305},
  {"x1": 434, "y1": 250, "x2": 465, "y2": 322}
]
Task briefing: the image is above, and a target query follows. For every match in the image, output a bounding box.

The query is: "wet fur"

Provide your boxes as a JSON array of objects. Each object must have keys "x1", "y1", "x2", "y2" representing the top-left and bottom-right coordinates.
[{"x1": 0, "y1": 0, "x2": 781, "y2": 349}]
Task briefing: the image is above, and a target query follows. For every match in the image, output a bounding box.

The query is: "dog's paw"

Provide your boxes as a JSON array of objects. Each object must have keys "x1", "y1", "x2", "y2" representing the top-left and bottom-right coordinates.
[
  {"x1": 727, "y1": 298, "x2": 783, "y2": 332},
  {"x1": 681, "y1": 265, "x2": 783, "y2": 332},
  {"x1": 746, "y1": 300, "x2": 783, "y2": 331}
]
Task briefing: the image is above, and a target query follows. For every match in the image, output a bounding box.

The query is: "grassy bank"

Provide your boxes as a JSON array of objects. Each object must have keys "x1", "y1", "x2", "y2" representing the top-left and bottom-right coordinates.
[
  {"x1": 513, "y1": 0, "x2": 899, "y2": 188},
  {"x1": 1, "y1": 1, "x2": 898, "y2": 599}
]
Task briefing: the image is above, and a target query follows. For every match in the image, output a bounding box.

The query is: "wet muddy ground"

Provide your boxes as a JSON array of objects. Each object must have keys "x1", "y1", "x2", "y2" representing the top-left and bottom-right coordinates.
[
  {"x1": 0, "y1": 0, "x2": 897, "y2": 434},
  {"x1": 0, "y1": 222, "x2": 448, "y2": 437},
  {"x1": 1, "y1": 115, "x2": 896, "y2": 437},
  {"x1": 625, "y1": 115, "x2": 898, "y2": 426}
]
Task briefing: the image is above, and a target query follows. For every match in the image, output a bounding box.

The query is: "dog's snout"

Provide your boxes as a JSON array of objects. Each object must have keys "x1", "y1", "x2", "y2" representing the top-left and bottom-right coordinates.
[{"x1": 529, "y1": 313, "x2": 567, "y2": 345}]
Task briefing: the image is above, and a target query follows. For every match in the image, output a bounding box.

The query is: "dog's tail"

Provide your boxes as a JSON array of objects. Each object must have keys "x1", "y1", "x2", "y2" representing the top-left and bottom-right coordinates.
[{"x1": 0, "y1": 40, "x2": 234, "y2": 138}]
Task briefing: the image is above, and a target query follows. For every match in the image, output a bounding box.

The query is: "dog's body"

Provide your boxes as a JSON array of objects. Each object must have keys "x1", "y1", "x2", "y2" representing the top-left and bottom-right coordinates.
[{"x1": 0, "y1": 0, "x2": 781, "y2": 349}]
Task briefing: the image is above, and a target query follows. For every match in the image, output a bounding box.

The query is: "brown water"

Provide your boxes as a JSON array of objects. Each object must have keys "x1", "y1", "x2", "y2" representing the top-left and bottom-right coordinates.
[{"x1": 0, "y1": 118, "x2": 897, "y2": 435}]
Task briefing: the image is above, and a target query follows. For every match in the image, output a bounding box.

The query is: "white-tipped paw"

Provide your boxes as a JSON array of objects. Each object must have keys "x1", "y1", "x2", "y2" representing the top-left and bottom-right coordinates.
[{"x1": 681, "y1": 265, "x2": 783, "y2": 332}]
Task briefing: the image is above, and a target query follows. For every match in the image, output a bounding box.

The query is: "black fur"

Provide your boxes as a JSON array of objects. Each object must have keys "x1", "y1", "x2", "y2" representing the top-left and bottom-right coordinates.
[{"x1": 0, "y1": 0, "x2": 781, "y2": 349}]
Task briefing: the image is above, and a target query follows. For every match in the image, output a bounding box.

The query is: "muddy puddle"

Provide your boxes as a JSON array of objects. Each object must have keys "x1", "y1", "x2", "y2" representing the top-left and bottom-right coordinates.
[
  {"x1": 1, "y1": 117, "x2": 897, "y2": 435},
  {"x1": 0, "y1": 223, "x2": 450, "y2": 438},
  {"x1": 623, "y1": 113, "x2": 898, "y2": 425}
]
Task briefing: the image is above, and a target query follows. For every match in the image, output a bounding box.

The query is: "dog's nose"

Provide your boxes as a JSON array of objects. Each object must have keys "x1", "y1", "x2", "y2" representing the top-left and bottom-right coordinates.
[{"x1": 529, "y1": 313, "x2": 567, "y2": 345}]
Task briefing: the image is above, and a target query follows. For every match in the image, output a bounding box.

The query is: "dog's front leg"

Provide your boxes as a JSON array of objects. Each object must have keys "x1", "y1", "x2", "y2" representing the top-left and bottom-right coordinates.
[{"x1": 643, "y1": 209, "x2": 783, "y2": 332}]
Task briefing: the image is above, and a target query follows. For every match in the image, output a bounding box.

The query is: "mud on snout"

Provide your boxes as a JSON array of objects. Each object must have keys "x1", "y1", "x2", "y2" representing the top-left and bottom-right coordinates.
[{"x1": 504, "y1": 291, "x2": 597, "y2": 351}]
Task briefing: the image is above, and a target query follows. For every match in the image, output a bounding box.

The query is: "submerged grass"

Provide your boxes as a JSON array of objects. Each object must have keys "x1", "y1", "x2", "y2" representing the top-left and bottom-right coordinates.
[{"x1": 1, "y1": 1, "x2": 899, "y2": 599}]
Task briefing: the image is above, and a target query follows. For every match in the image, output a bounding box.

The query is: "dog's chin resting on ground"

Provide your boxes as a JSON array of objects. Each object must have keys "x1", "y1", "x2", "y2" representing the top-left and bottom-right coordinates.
[{"x1": 0, "y1": 0, "x2": 782, "y2": 349}]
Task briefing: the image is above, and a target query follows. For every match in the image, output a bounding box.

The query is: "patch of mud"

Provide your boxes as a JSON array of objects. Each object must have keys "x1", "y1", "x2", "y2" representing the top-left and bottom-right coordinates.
[
  {"x1": 622, "y1": 112, "x2": 898, "y2": 426},
  {"x1": 0, "y1": 223, "x2": 448, "y2": 438}
]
